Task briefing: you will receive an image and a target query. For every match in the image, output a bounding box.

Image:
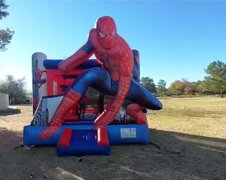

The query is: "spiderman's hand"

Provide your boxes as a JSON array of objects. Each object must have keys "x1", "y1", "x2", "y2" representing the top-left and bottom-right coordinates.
[{"x1": 58, "y1": 62, "x2": 69, "y2": 73}]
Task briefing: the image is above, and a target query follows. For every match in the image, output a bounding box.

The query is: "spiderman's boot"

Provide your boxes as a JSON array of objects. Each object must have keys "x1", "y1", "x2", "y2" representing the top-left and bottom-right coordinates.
[
  {"x1": 126, "y1": 104, "x2": 147, "y2": 124},
  {"x1": 39, "y1": 89, "x2": 81, "y2": 139}
]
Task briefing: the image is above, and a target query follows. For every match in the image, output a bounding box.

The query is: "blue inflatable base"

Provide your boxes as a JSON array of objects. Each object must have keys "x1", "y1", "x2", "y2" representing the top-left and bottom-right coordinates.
[
  {"x1": 56, "y1": 130, "x2": 111, "y2": 156},
  {"x1": 23, "y1": 124, "x2": 149, "y2": 146}
]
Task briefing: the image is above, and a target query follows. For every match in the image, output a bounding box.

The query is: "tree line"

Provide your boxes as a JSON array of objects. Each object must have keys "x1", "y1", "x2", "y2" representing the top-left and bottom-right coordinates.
[
  {"x1": 0, "y1": 60, "x2": 224, "y2": 105},
  {"x1": 0, "y1": 57, "x2": 224, "y2": 104},
  {"x1": 142, "y1": 60, "x2": 226, "y2": 98}
]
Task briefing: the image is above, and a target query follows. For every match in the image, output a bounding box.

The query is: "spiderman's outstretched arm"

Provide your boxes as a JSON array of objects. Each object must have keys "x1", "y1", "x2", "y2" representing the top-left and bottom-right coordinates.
[
  {"x1": 58, "y1": 33, "x2": 94, "y2": 72},
  {"x1": 95, "y1": 53, "x2": 133, "y2": 127}
]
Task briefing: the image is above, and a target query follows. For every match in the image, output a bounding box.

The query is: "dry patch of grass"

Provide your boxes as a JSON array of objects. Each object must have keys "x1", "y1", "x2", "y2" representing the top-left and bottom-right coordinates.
[
  {"x1": 150, "y1": 97, "x2": 226, "y2": 139},
  {"x1": 0, "y1": 98, "x2": 226, "y2": 180},
  {"x1": 0, "y1": 105, "x2": 32, "y2": 133}
]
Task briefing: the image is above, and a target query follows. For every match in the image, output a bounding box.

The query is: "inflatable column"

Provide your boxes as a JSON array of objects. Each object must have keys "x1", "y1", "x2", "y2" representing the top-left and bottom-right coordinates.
[{"x1": 32, "y1": 52, "x2": 47, "y2": 114}]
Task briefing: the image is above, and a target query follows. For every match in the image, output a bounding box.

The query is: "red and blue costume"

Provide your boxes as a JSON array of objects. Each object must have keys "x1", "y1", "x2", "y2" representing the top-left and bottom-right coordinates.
[{"x1": 39, "y1": 16, "x2": 162, "y2": 139}]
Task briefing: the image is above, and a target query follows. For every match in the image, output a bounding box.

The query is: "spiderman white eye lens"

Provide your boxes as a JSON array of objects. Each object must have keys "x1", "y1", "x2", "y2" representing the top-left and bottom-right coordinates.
[
  {"x1": 112, "y1": 30, "x2": 116, "y2": 37},
  {"x1": 99, "y1": 31, "x2": 106, "y2": 38}
]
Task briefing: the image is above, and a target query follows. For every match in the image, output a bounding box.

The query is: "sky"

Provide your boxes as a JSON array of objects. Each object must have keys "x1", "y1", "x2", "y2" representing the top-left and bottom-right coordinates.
[{"x1": 1, "y1": 0, "x2": 226, "y2": 90}]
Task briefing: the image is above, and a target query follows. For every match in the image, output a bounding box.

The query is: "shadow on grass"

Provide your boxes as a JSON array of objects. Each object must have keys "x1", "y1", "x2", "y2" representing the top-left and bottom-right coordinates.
[
  {"x1": 150, "y1": 128, "x2": 226, "y2": 155},
  {"x1": 0, "y1": 108, "x2": 21, "y2": 116},
  {"x1": 0, "y1": 127, "x2": 226, "y2": 179},
  {"x1": 0, "y1": 127, "x2": 23, "y2": 149}
]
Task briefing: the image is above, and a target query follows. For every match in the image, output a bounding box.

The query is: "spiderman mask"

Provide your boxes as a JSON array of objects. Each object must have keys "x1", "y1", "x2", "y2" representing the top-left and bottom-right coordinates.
[{"x1": 96, "y1": 16, "x2": 117, "y2": 49}]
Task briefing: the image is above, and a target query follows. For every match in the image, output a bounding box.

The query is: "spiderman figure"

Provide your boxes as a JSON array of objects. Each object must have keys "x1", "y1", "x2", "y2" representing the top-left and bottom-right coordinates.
[{"x1": 39, "y1": 16, "x2": 162, "y2": 139}]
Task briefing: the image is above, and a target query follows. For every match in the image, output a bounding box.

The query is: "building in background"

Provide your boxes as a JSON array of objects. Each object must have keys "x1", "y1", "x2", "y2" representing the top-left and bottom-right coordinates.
[{"x1": 0, "y1": 93, "x2": 9, "y2": 110}]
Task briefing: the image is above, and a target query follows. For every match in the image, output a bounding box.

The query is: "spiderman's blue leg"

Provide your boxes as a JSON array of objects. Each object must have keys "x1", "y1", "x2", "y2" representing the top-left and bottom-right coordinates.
[
  {"x1": 70, "y1": 67, "x2": 117, "y2": 96},
  {"x1": 70, "y1": 67, "x2": 162, "y2": 110},
  {"x1": 126, "y1": 79, "x2": 163, "y2": 110}
]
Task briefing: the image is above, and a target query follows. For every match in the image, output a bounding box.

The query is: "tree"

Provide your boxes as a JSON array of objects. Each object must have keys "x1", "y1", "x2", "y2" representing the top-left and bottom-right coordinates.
[
  {"x1": 0, "y1": 0, "x2": 14, "y2": 51},
  {"x1": 0, "y1": 75, "x2": 28, "y2": 104},
  {"x1": 168, "y1": 79, "x2": 199, "y2": 96},
  {"x1": 157, "y1": 79, "x2": 167, "y2": 96},
  {"x1": 195, "y1": 80, "x2": 208, "y2": 95},
  {"x1": 183, "y1": 79, "x2": 197, "y2": 95},
  {"x1": 205, "y1": 61, "x2": 226, "y2": 98},
  {"x1": 0, "y1": 0, "x2": 9, "y2": 18},
  {"x1": 168, "y1": 80, "x2": 186, "y2": 96},
  {"x1": 141, "y1": 77, "x2": 157, "y2": 93}
]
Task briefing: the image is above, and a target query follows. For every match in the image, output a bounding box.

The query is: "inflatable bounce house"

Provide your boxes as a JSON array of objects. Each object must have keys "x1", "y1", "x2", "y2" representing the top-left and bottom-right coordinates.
[{"x1": 23, "y1": 16, "x2": 162, "y2": 156}]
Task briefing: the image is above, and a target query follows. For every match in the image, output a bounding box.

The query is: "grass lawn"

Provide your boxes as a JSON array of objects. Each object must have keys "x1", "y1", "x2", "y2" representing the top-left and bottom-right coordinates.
[{"x1": 0, "y1": 97, "x2": 226, "y2": 179}]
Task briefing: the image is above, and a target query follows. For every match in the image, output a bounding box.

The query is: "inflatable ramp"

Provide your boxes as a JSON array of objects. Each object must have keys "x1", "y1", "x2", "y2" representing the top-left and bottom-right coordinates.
[{"x1": 56, "y1": 128, "x2": 111, "y2": 156}]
